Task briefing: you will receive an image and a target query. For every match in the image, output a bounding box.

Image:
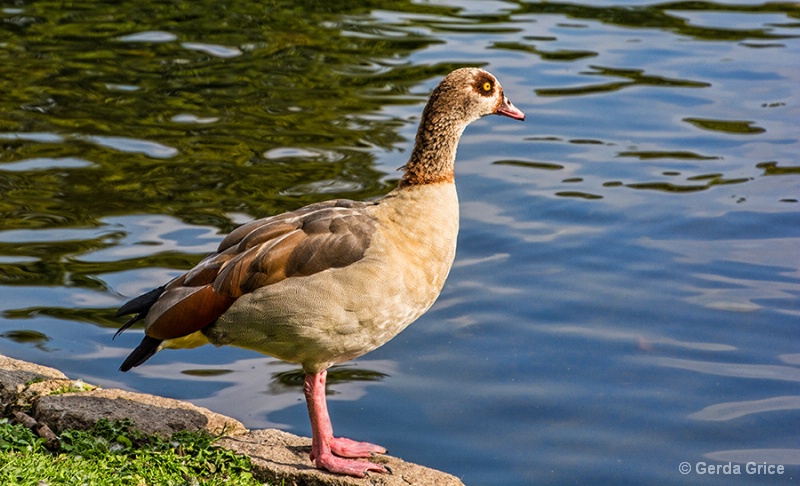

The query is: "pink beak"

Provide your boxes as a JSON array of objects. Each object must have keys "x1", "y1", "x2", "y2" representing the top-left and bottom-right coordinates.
[{"x1": 496, "y1": 96, "x2": 525, "y2": 121}]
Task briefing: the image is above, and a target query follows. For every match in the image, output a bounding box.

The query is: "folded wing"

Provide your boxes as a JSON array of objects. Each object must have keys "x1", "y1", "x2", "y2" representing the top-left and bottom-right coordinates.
[{"x1": 116, "y1": 199, "x2": 378, "y2": 368}]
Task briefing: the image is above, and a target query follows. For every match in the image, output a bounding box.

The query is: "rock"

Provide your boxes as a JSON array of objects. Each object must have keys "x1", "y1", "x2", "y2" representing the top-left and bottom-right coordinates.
[
  {"x1": 0, "y1": 354, "x2": 67, "y2": 411},
  {"x1": 33, "y1": 388, "x2": 247, "y2": 438},
  {"x1": 14, "y1": 378, "x2": 96, "y2": 411},
  {"x1": 0, "y1": 354, "x2": 66, "y2": 379},
  {"x1": 0, "y1": 354, "x2": 464, "y2": 486},
  {"x1": 12, "y1": 410, "x2": 59, "y2": 450},
  {"x1": 219, "y1": 429, "x2": 465, "y2": 486}
]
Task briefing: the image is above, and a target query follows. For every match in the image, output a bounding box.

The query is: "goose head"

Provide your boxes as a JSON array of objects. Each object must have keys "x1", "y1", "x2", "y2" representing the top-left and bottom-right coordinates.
[
  {"x1": 400, "y1": 68, "x2": 525, "y2": 186},
  {"x1": 424, "y1": 67, "x2": 525, "y2": 128}
]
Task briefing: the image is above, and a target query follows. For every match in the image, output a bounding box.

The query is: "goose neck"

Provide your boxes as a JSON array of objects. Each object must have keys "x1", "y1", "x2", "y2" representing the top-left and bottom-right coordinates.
[{"x1": 399, "y1": 110, "x2": 467, "y2": 187}]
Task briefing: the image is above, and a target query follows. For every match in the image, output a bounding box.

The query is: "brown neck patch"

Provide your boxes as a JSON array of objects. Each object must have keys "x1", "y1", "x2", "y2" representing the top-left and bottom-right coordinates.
[{"x1": 399, "y1": 169, "x2": 454, "y2": 187}]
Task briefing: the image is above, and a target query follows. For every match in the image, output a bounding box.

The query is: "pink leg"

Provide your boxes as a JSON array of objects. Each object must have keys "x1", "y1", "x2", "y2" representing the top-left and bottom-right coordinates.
[{"x1": 304, "y1": 370, "x2": 388, "y2": 477}]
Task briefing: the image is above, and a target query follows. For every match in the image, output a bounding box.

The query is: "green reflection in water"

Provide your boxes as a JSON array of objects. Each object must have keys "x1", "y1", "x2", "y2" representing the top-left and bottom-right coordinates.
[
  {"x1": 0, "y1": 329, "x2": 53, "y2": 351},
  {"x1": 555, "y1": 191, "x2": 603, "y2": 200},
  {"x1": 627, "y1": 175, "x2": 751, "y2": 193},
  {"x1": 536, "y1": 65, "x2": 710, "y2": 97},
  {"x1": 513, "y1": 1, "x2": 800, "y2": 42},
  {"x1": 757, "y1": 161, "x2": 800, "y2": 176},
  {"x1": 490, "y1": 41, "x2": 598, "y2": 62},
  {"x1": 617, "y1": 151, "x2": 720, "y2": 161},
  {"x1": 683, "y1": 117, "x2": 767, "y2": 135},
  {"x1": 3, "y1": 306, "x2": 121, "y2": 328},
  {"x1": 493, "y1": 159, "x2": 564, "y2": 171},
  {"x1": 0, "y1": 329, "x2": 50, "y2": 344},
  {"x1": 1, "y1": 0, "x2": 462, "y2": 235}
]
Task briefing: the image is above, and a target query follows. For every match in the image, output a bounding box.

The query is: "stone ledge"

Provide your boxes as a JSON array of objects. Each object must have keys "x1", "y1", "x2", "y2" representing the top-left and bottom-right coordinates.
[
  {"x1": 218, "y1": 429, "x2": 465, "y2": 486},
  {"x1": 0, "y1": 354, "x2": 464, "y2": 486},
  {"x1": 0, "y1": 354, "x2": 67, "y2": 407},
  {"x1": 33, "y1": 388, "x2": 247, "y2": 438}
]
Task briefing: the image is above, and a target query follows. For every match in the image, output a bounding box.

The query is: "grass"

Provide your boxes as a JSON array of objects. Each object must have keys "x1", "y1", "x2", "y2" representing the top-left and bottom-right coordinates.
[{"x1": 0, "y1": 418, "x2": 267, "y2": 486}]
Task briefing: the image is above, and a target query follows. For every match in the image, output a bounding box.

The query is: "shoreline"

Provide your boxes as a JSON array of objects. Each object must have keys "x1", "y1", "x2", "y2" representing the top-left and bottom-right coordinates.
[{"x1": 0, "y1": 353, "x2": 464, "y2": 486}]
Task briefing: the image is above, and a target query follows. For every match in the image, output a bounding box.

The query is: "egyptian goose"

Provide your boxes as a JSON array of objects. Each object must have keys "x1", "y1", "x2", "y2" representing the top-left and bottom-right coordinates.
[{"x1": 115, "y1": 67, "x2": 524, "y2": 477}]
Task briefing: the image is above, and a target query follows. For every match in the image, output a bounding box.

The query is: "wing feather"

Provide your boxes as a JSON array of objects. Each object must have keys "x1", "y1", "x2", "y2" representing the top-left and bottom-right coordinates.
[
  {"x1": 116, "y1": 199, "x2": 378, "y2": 356},
  {"x1": 144, "y1": 284, "x2": 236, "y2": 340}
]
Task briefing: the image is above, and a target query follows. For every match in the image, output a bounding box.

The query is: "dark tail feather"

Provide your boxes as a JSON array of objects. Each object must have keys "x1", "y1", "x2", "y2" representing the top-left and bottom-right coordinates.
[
  {"x1": 120, "y1": 336, "x2": 163, "y2": 371},
  {"x1": 113, "y1": 315, "x2": 141, "y2": 340},
  {"x1": 116, "y1": 286, "x2": 168, "y2": 370},
  {"x1": 113, "y1": 286, "x2": 166, "y2": 340},
  {"x1": 115, "y1": 285, "x2": 166, "y2": 318}
]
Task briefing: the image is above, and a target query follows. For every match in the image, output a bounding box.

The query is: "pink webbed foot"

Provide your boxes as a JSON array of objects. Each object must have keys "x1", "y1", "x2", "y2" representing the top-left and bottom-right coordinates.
[
  {"x1": 314, "y1": 450, "x2": 388, "y2": 478},
  {"x1": 330, "y1": 436, "x2": 387, "y2": 458}
]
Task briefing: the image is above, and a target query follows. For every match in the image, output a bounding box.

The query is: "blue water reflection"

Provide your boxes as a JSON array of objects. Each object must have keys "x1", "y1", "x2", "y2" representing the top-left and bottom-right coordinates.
[{"x1": 1, "y1": 1, "x2": 798, "y2": 485}]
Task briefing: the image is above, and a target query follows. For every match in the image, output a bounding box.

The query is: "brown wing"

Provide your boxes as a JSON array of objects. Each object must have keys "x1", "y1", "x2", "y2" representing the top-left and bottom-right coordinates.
[{"x1": 125, "y1": 199, "x2": 379, "y2": 342}]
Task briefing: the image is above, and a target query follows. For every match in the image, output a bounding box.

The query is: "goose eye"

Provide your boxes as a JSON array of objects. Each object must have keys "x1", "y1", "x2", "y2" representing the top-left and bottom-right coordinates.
[{"x1": 482, "y1": 81, "x2": 492, "y2": 92}]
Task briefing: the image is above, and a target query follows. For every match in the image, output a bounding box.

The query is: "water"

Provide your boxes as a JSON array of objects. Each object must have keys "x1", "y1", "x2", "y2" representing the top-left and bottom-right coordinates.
[{"x1": 2, "y1": 1, "x2": 798, "y2": 484}]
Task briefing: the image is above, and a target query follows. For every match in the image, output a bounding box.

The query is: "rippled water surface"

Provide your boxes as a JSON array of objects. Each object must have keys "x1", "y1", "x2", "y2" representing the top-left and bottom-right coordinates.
[{"x1": 2, "y1": 1, "x2": 799, "y2": 484}]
